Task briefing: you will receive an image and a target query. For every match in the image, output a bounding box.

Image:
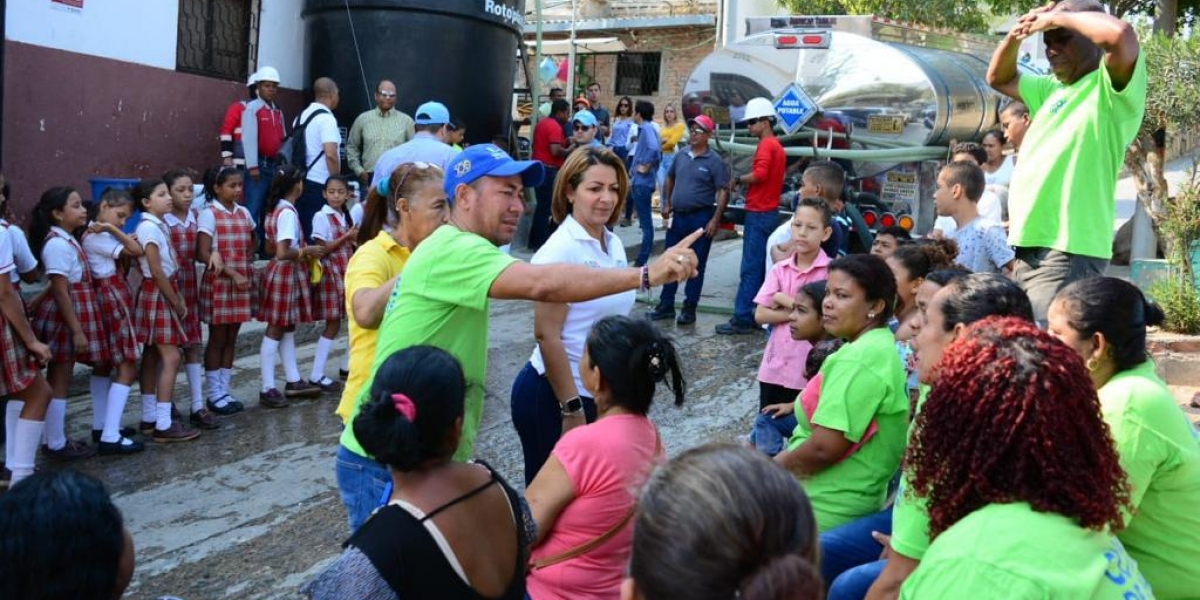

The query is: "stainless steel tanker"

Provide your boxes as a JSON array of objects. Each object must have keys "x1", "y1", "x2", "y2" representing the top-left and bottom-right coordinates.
[{"x1": 684, "y1": 15, "x2": 1021, "y2": 234}]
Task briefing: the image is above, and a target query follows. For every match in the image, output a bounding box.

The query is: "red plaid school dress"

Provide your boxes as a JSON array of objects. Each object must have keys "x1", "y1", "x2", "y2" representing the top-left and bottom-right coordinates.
[
  {"x1": 199, "y1": 204, "x2": 255, "y2": 325},
  {"x1": 134, "y1": 219, "x2": 188, "y2": 347},
  {"x1": 29, "y1": 229, "x2": 108, "y2": 365},
  {"x1": 258, "y1": 203, "x2": 313, "y2": 327},
  {"x1": 0, "y1": 224, "x2": 38, "y2": 396},
  {"x1": 313, "y1": 209, "x2": 353, "y2": 321},
  {"x1": 168, "y1": 210, "x2": 202, "y2": 347},
  {"x1": 83, "y1": 232, "x2": 142, "y2": 366}
]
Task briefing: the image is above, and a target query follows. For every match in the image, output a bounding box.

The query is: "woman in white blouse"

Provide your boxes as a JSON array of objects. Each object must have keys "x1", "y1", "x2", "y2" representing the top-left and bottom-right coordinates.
[
  {"x1": 510, "y1": 146, "x2": 635, "y2": 485},
  {"x1": 980, "y1": 129, "x2": 1014, "y2": 221}
]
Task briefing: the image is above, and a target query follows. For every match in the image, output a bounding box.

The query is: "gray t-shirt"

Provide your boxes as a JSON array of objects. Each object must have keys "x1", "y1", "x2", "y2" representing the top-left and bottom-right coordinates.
[
  {"x1": 950, "y1": 218, "x2": 1015, "y2": 273},
  {"x1": 666, "y1": 148, "x2": 730, "y2": 212}
]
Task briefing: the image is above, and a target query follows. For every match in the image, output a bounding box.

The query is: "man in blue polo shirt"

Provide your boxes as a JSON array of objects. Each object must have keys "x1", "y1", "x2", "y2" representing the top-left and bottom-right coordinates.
[
  {"x1": 370, "y1": 101, "x2": 460, "y2": 191},
  {"x1": 648, "y1": 115, "x2": 730, "y2": 324}
]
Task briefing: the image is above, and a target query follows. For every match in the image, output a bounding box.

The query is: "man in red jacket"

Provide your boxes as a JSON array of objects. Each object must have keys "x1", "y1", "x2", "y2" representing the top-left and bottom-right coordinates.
[
  {"x1": 219, "y1": 71, "x2": 259, "y2": 168},
  {"x1": 240, "y1": 66, "x2": 285, "y2": 245}
]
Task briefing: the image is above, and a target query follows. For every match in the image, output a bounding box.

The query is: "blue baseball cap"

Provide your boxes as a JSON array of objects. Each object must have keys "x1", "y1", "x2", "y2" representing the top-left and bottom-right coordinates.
[
  {"x1": 414, "y1": 101, "x2": 450, "y2": 125},
  {"x1": 444, "y1": 144, "x2": 545, "y2": 196},
  {"x1": 572, "y1": 110, "x2": 597, "y2": 128}
]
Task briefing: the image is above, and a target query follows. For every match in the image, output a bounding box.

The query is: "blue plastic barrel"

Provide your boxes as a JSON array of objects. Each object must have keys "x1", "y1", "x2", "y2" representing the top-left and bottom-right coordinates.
[{"x1": 89, "y1": 177, "x2": 141, "y2": 233}]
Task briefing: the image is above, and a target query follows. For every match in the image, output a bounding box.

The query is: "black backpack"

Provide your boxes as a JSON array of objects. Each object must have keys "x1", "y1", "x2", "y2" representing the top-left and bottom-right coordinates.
[{"x1": 277, "y1": 108, "x2": 330, "y2": 170}]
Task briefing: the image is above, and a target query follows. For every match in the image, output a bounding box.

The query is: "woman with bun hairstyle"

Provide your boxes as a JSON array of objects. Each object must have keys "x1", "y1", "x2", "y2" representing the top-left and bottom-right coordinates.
[
  {"x1": 622, "y1": 443, "x2": 823, "y2": 600},
  {"x1": 304, "y1": 345, "x2": 530, "y2": 600},
  {"x1": 900, "y1": 317, "x2": 1149, "y2": 599},
  {"x1": 1048, "y1": 277, "x2": 1200, "y2": 599},
  {"x1": 525, "y1": 315, "x2": 685, "y2": 600}
]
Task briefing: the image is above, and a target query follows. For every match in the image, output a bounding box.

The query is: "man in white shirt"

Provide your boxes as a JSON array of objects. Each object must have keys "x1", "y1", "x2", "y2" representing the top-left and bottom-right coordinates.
[{"x1": 296, "y1": 77, "x2": 342, "y2": 241}]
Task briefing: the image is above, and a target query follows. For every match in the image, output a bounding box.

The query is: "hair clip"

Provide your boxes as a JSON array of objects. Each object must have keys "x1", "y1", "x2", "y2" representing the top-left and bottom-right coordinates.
[{"x1": 392, "y1": 393, "x2": 417, "y2": 422}]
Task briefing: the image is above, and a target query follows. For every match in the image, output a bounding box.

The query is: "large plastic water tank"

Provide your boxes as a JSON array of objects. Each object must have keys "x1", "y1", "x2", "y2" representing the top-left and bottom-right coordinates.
[
  {"x1": 683, "y1": 29, "x2": 1006, "y2": 146},
  {"x1": 303, "y1": 0, "x2": 526, "y2": 145}
]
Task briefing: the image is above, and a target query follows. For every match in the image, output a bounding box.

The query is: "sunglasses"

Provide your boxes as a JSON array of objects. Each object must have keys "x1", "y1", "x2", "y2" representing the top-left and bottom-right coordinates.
[
  {"x1": 574, "y1": 125, "x2": 593, "y2": 132},
  {"x1": 690, "y1": 128, "x2": 708, "y2": 135},
  {"x1": 389, "y1": 161, "x2": 444, "y2": 197},
  {"x1": 378, "y1": 91, "x2": 396, "y2": 98},
  {"x1": 743, "y1": 117, "x2": 766, "y2": 126}
]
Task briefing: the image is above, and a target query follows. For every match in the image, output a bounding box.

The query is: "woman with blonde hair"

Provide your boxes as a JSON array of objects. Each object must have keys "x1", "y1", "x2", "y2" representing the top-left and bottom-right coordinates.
[{"x1": 510, "y1": 146, "x2": 635, "y2": 485}]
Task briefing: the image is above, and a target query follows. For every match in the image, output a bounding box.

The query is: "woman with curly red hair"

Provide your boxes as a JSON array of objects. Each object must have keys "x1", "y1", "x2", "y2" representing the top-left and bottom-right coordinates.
[
  {"x1": 900, "y1": 316, "x2": 1150, "y2": 599},
  {"x1": 1049, "y1": 277, "x2": 1200, "y2": 599}
]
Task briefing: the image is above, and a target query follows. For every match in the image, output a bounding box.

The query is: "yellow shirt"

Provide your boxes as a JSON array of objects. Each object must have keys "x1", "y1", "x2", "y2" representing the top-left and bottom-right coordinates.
[
  {"x1": 659, "y1": 122, "x2": 686, "y2": 153},
  {"x1": 336, "y1": 230, "x2": 411, "y2": 423}
]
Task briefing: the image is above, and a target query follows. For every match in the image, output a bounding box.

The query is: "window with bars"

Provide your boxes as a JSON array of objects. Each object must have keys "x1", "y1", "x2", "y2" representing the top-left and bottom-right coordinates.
[
  {"x1": 176, "y1": 0, "x2": 259, "y2": 81},
  {"x1": 615, "y1": 52, "x2": 661, "y2": 96}
]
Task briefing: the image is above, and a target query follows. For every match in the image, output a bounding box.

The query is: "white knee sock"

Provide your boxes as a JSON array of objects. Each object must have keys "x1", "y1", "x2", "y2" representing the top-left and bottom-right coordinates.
[
  {"x1": 185, "y1": 363, "x2": 204, "y2": 412},
  {"x1": 310, "y1": 336, "x2": 334, "y2": 383},
  {"x1": 261, "y1": 337, "x2": 280, "y2": 392},
  {"x1": 44, "y1": 398, "x2": 68, "y2": 450},
  {"x1": 220, "y1": 368, "x2": 233, "y2": 395},
  {"x1": 280, "y1": 332, "x2": 301, "y2": 383},
  {"x1": 10, "y1": 419, "x2": 45, "y2": 484},
  {"x1": 206, "y1": 369, "x2": 223, "y2": 401},
  {"x1": 101, "y1": 383, "x2": 133, "y2": 443},
  {"x1": 156, "y1": 402, "x2": 173, "y2": 431},
  {"x1": 5, "y1": 400, "x2": 25, "y2": 463},
  {"x1": 141, "y1": 394, "x2": 157, "y2": 423},
  {"x1": 90, "y1": 375, "x2": 111, "y2": 430}
]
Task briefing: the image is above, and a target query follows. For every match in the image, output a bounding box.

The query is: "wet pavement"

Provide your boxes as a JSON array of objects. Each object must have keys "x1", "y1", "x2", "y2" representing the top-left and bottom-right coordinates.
[{"x1": 56, "y1": 235, "x2": 770, "y2": 599}]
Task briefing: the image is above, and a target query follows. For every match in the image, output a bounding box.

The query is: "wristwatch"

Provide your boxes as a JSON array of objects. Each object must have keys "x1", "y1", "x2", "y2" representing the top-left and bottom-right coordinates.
[{"x1": 560, "y1": 396, "x2": 584, "y2": 417}]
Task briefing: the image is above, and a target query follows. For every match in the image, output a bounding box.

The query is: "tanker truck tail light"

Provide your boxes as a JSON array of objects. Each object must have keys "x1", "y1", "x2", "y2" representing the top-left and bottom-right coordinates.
[
  {"x1": 862, "y1": 210, "x2": 879, "y2": 228},
  {"x1": 880, "y1": 213, "x2": 898, "y2": 228},
  {"x1": 898, "y1": 214, "x2": 915, "y2": 231},
  {"x1": 774, "y1": 31, "x2": 831, "y2": 49}
]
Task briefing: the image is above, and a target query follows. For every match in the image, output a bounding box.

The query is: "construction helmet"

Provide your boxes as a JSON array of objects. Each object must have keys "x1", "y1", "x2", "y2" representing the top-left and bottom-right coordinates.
[
  {"x1": 256, "y1": 66, "x2": 281, "y2": 84},
  {"x1": 741, "y1": 97, "x2": 776, "y2": 122},
  {"x1": 247, "y1": 70, "x2": 259, "y2": 86}
]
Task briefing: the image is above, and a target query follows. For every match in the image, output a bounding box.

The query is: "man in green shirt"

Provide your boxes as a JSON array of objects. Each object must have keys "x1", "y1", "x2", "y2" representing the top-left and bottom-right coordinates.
[
  {"x1": 343, "y1": 144, "x2": 705, "y2": 463},
  {"x1": 986, "y1": 0, "x2": 1145, "y2": 322},
  {"x1": 346, "y1": 80, "x2": 415, "y2": 187}
]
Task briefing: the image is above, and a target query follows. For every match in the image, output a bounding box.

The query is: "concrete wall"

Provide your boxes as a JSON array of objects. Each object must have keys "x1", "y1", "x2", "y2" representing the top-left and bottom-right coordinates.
[{"x1": 2, "y1": 0, "x2": 308, "y2": 221}]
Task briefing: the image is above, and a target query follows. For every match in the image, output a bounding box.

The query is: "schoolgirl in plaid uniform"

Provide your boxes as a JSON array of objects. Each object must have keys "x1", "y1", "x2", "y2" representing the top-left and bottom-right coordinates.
[
  {"x1": 132, "y1": 179, "x2": 199, "y2": 443},
  {"x1": 257, "y1": 165, "x2": 321, "y2": 408},
  {"x1": 0, "y1": 175, "x2": 40, "y2": 291},
  {"x1": 197, "y1": 166, "x2": 254, "y2": 415},
  {"x1": 0, "y1": 215, "x2": 54, "y2": 486},
  {"x1": 27, "y1": 186, "x2": 104, "y2": 460},
  {"x1": 306, "y1": 175, "x2": 358, "y2": 391},
  {"x1": 81, "y1": 188, "x2": 145, "y2": 454},
  {"x1": 164, "y1": 169, "x2": 220, "y2": 430}
]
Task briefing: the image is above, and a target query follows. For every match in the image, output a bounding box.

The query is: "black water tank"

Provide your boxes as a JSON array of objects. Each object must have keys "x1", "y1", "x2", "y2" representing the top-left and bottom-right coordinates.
[{"x1": 303, "y1": 0, "x2": 526, "y2": 145}]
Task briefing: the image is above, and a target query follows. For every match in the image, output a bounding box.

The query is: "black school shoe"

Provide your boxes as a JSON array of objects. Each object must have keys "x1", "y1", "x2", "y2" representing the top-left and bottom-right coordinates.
[
  {"x1": 92, "y1": 427, "x2": 140, "y2": 443},
  {"x1": 647, "y1": 304, "x2": 676, "y2": 321},
  {"x1": 677, "y1": 305, "x2": 698, "y2": 325},
  {"x1": 98, "y1": 436, "x2": 146, "y2": 456}
]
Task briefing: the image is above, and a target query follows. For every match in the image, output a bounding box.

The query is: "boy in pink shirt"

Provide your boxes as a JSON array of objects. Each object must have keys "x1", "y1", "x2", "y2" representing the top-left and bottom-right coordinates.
[{"x1": 753, "y1": 198, "x2": 833, "y2": 410}]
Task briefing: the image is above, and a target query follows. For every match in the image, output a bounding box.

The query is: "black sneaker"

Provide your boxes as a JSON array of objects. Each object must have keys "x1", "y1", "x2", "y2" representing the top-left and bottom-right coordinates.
[
  {"x1": 647, "y1": 304, "x2": 676, "y2": 321},
  {"x1": 677, "y1": 306, "x2": 697, "y2": 325},
  {"x1": 715, "y1": 320, "x2": 760, "y2": 335}
]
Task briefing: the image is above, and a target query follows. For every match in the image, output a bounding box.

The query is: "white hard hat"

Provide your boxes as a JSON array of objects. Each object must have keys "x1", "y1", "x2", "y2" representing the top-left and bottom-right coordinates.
[
  {"x1": 741, "y1": 97, "x2": 776, "y2": 122},
  {"x1": 247, "y1": 70, "x2": 259, "y2": 86},
  {"x1": 256, "y1": 66, "x2": 281, "y2": 83}
]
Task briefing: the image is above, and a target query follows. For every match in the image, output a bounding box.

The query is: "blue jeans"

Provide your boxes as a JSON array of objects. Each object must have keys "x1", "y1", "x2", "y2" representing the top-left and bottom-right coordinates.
[
  {"x1": 656, "y1": 152, "x2": 676, "y2": 192},
  {"x1": 657, "y1": 207, "x2": 715, "y2": 309},
  {"x1": 510, "y1": 362, "x2": 597, "y2": 486},
  {"x1": 631, "y1": 184, "x2": 655, "y2": 265},
  {"x1": 829, "y1": 560, "x2": 886, "y2": 600},
  {"x1": 752, "y1": 412, "x2": 798, "y2": 456},
  {"x1": 335, "y1": 444, "x2": 392, "y2": 533},
  {"x1": 297, "y1": 179, "x2": 327, "y2": 243},
  {"x1": 734, "y1": 210, "x2": 778, "y2": 326},
  {"x1": 244, "y1": 159, "x2": 275, "y2": 247},
  {"x1": 821, "y1": 508, "x2": 892, "y2": 599},
  {"x1": 528, "y1": 167, "x2": 559, "y2": 251}
]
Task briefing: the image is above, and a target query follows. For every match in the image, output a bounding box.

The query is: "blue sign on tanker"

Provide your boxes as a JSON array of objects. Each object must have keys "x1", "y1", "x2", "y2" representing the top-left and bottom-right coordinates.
[{"x1": 773, "y1": 83, "x2": 818, "y2": 135}]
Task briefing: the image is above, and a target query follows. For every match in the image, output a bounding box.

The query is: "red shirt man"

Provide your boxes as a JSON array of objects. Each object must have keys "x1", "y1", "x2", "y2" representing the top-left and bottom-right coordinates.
[
  {"x1": 744, "y1": 135, "x2": 786, "y2": 213},
  {"x1": 532, "y1": 105, "x2": 571, "y2": 169}
]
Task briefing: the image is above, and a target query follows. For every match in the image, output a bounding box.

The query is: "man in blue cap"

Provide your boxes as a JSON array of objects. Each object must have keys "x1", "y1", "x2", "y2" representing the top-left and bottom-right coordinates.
[
  {"x1": 571, "y1": 110, "x2": 604, "y2": 149},
  {"x1": 370, "y1": 100, "x2": 460, "y2": 192},
  {"x1": 359, "y1": 144, "x2": 705, "y2": 463}
]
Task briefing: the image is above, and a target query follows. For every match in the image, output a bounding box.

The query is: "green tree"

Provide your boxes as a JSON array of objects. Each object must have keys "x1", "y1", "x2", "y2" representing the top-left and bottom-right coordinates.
[{"x1": 773, "y1": 0, "x2": 1040, "y2": 33}]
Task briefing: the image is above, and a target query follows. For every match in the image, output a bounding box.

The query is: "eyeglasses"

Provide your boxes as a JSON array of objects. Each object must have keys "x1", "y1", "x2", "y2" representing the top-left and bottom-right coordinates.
[
  {"x1": 574, "y1": 125, "x2": 593, "y2": 132},
  {"x1": 378, "y1": 91, "x2": 396, "y2": 98}
]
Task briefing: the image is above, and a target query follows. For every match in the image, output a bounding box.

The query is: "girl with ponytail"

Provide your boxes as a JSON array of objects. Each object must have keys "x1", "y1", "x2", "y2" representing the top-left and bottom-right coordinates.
[
  {"x1": 525, "y1": 315, "x2": 686, "y2": 600},
  {"x1": 304, "y1": 346, "x2": 530, "y2": 600},
  {"x1": 1048, "y1": 276, "x2": 1200, "y2": 598},
  {"x1": 623, "y1": 444, "x2": 824, "y2": 600}
]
